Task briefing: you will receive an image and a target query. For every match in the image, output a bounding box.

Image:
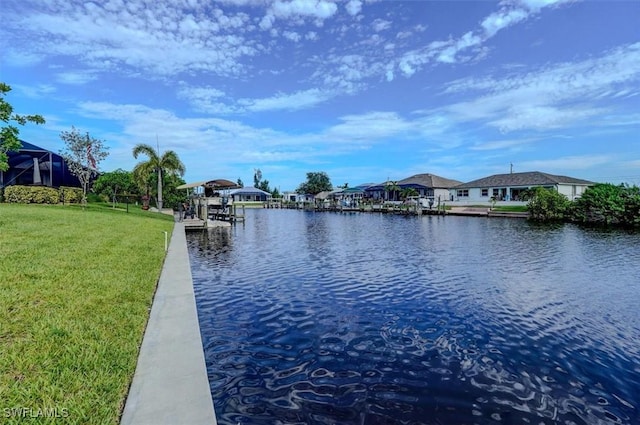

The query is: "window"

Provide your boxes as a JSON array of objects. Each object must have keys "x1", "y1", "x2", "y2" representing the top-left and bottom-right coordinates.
[
  {"x1": 481, "y1": 189, "x2": 488, "y2": 197},
  {"x1": 457, "y1": 189, "x2": 469, "y2": 197}
]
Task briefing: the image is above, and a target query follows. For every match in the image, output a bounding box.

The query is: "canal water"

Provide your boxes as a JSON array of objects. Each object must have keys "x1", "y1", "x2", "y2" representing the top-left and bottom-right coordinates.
[{"x1": 186, "y1": 209, "x2": 640, "y2": 425}]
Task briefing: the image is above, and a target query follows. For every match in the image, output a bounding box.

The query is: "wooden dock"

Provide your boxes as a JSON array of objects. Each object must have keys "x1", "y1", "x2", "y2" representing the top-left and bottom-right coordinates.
[{"x1": 182, "y1": 218, "x2": 207, "y2": 230}]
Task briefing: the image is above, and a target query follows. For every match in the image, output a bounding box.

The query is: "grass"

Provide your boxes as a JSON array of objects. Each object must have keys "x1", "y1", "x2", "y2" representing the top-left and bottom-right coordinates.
[
  {"x1": 491, "y1": 205, "x2": 528, "y2": 212},
  {"x1": 0, "y1": 203, "x2": 174, "y2": 424}
]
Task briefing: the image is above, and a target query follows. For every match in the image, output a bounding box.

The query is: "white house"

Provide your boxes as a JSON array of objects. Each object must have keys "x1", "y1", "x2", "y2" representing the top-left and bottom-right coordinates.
[
  {"x1": 451, "y1": 171, "x2": 594, "y2": 202},
  {"x1": 228, "y1": 186, "x2": 271, "y2": 203}
]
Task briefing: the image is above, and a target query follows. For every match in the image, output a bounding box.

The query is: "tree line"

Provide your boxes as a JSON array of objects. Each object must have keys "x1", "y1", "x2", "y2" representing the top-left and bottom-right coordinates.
[{"x1": 528, "y1": 184, "x2": 640, "y2": 228}]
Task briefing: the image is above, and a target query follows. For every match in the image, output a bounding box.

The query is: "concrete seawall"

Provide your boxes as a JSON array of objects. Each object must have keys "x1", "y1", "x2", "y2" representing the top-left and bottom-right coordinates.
[{"x1": 121, "y1": 222, "x2": 216, "y2": 425}]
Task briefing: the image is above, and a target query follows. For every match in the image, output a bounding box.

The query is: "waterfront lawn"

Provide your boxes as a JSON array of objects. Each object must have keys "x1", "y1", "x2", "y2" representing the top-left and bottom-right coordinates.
[
  {"x1": 0, "y1": 203, "x2": 174, "y2": 424},
  {"x1": 492, "y1": 205, "x2": 528, "y2": 212}
]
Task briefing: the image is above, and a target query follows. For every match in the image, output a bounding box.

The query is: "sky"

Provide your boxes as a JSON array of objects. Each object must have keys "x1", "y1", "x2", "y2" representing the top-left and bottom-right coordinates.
[{"x1": 1, "y1": 0, "x2": 639, "y2": 191}]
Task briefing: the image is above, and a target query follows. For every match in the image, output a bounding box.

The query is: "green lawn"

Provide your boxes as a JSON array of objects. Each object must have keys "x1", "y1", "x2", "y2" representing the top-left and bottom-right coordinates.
[
  {"x1": 0, "y1": 203, "x2": 174, "y2": 424},
  {"x1": 491, "y1": 205, "x2": 529, "y2": 212}
]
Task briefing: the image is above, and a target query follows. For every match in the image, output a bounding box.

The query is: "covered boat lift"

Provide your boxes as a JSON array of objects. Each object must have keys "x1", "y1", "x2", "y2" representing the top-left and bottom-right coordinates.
[{"x1": 176, "y1": 179, "x2": 244, "y2": 228}]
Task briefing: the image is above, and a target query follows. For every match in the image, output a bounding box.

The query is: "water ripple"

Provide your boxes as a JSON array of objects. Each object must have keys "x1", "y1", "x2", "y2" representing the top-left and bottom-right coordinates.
[{"x1": 188, "y1": 210, "x2": 640, "y2": 425}]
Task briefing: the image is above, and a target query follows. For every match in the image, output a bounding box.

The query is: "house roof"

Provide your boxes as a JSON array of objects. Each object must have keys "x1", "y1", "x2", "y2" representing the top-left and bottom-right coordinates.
[
  {"x1": 315, "y1": 190, "x2": 333, "y2": 200},
  {"x1": 15, "y1": 140, "x2": 50, "y2": 152},
  {"x1": 397, "y1": 173, "x2": 463, "y2": 189},
  {"x1": 366, "y1": 173, "x2": 462, "y2": 191},
  {"x1": 228, "y1": 186, "x2": 271, "y2": 196},
  {"x1": 455, "y1": 171, "x2": 594, "y2": 189}
]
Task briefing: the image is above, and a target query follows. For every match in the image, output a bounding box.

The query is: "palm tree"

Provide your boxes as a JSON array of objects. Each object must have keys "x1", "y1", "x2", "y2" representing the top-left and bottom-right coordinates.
[
  {"x1": 132, "y1": 144, "x2": 186, "y2": 211},
  {"x1": 400, "y1": 187, "x2": 418, "y2": 200},
  {"x1": 384, "y1": 180, "x2": 400, "y2": 201}
]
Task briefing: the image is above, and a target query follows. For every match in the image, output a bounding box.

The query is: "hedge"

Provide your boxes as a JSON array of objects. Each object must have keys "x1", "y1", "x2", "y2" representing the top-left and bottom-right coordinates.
[
  {"x1": 2, "y1": 185, "x2": 83, "y2": 204},
  {"x1": 60, "y1": 186, "x2": 83, "y2": 204}
]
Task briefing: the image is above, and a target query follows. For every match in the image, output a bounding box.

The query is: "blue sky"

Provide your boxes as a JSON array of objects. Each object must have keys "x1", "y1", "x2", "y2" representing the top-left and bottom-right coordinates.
[{"x1": 2, "y1": 0, "x2": 639, "y2": 191}]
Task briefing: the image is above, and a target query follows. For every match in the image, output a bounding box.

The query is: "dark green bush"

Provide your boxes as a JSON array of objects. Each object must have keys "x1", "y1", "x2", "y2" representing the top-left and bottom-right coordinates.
[
  {"x1": 4, "y1": 185, "x2": 60, "y2": 204},
  {"x1": 621, "y1": 185, "x2": 640, "y2": 227},
  {"x1": 527, "y1": 187, "x2": 570, "y2": 221},
  {"x1": 569, "y1": 183, "x2": 625, "y2": 225}
]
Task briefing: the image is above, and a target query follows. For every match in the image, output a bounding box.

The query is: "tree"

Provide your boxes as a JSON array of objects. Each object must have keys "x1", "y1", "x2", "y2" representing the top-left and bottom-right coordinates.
[
  {"x1": 620, "y1": 184, "x2": 640, "y2": 227},
  {"x1": 60, "y1": 126, "x2": 109, "y2": 206},
  {"x1": 527, "y1": 187, "x2": 570, "y2": 221},
  {"x1": 253, "y1": 168, "x2": 262, "y2": 188},
  {"x1": 400, "y1": 187, "x2": 418, "y2": 200},
  {"x1": 296, "y1": 171, "x2": 332, "y2": 195},
  {"x1": 0, "y1": 83, "x2": 45, "y2": 171},
  {"x1": 384, "y1": 180, "x2": 400, "y2": 201},
  {"x1": 237, "y1": 178, "x2": 244, "y2": 188},
  {"x1": 253, "y1": 167, "x2": 277, "y2": 195},
  {"x1": 154, "y1": 172, "x2": 187, "y2": 210},
  {"x1": 132, "y1": 144, "x2": 185, "y2": 211},
  {"x1": 569, "y1": 183, "x2": 626, "y2": 226},
  {"x1": 93, "y1": 169, "x2": 138, "y2": 207}
]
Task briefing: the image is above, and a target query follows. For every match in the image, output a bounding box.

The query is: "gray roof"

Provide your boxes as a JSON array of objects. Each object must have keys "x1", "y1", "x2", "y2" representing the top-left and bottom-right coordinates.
[
  {"x1": 228, "y1": 186, "x2": 271, "y2": 196},
  {"x1": 455, "y1": 171, "x2": 594, "y2": 189},
  {"x1": 397, "y1": 173, "x2": 463, "y2": 189},
  {"x1": 367, "y1": 173, "x2": 463, "y2": 191}
]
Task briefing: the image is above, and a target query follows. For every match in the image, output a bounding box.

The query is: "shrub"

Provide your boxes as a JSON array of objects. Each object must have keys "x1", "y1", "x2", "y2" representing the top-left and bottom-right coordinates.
[
  {"x1": 4, "y1": 185, "x2": 60, "y2": 204},
  {"x1": 60, "y1": 186, "x2": 83, "y2": 204},
  {"x1": 569, "y1": 183, "x2": 625, "y2": 226},
  {"x1": 527, "y1": 187, "x2": 570, "y2": 221},
  {"x1": 621, "y1": 185, "x2": 640, "y2": 227}
]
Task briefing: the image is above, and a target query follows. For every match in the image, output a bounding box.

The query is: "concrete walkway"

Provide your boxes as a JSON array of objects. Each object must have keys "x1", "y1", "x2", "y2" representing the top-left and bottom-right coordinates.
[{"x1": 121, "y1": 222, "x2": 217, "y2": 425}]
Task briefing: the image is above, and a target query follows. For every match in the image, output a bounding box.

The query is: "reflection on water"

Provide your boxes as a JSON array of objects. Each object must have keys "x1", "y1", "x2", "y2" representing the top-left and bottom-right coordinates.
[{"x1": 187, "y1": 209, "x2": 640, "y2": 425}]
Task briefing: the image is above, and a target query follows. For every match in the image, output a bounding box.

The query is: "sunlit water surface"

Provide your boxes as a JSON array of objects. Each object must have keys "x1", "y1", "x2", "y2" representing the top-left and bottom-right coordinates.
[{"x1": 187, "y1": 209, "x2": 640, "y2": 425}]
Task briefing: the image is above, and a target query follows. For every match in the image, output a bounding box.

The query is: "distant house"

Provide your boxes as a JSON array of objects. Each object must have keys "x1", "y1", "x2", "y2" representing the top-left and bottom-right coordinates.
[
  {"x1": 451, "y1": 171, "x2": 594, "y2": 202},
  {"x1": 0, "y1": 140, "x2": 82, "y2": 189},
  {"x1": 281, "y1": 191, "x2": 297, "y2": 202},
  {"x1": 366, "y1": 173, "x2": 462, "y2": 201},
  {"x1": 228, "y1": 186, "x2": 271, "y2": 202},
  {"x1": 281, "y1": 191, "x2": 314, "y2": 203}
]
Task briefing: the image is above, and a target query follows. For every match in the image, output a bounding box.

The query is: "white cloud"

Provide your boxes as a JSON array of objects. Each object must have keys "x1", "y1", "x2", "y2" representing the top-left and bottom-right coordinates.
[
  {"x1": 176, "y1": 85, "x2": 241, "y2": 114},
  {"x1": 326, "y1": 111, "x2": 412, "y2": 141},
  {"x1": 240, "y1": 88, "x2": 334, "y2": 112},
  {"x1": 73, "y1": 102, "x2": 434, "y2": 184},
  {"x1": 372, "y1": 19, "x2": 391, "y2": 32},
  {"x1": 55, "y1": 71, "x2": 97, "y2": 85},
  {"x1": 345, "y1": 0, "x2": 363, "y2": 17},
  {"x1": 436, "y1": 32, "x2": 483, "y2": 64},
  {"x1": 259, "y1": 13, "x2": 275, "y2": 30},
  {"x1": 519, "y1": 155, "x2": 613, "y2": 171},
  {"x1": 283, "y1": 30, "x2": 302, "y2": 42},
  {"x1": 270, "y1": 0, "x2": 338, "y2": 19},
  {"x1": 481, "y1": 7, "x2": 529, "y2": 38},
  {"x1": 13, "y1": 84, "x2": 57, "y2": 98},
  {"x1": 444, "y1": 43, "x2": 640, "y2": 132},
  {"x1": 394, "y1": 0, "x2": 565, "y2": 74},
  {"x1": 3, "y1": 2, "x2": 258, "y2": 78},
  {"x1": 518, "y1": 0, "x2": 575, "y2": 12},
  {"x1": 470, "y1": 139, "x2": 535, "y2": 151}
]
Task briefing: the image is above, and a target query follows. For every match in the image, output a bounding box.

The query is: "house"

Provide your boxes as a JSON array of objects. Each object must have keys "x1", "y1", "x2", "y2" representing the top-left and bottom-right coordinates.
[
  {"x1": 0, "y1": 140, "x2": 82, "y2": 189},
  {"x1": 365, "y1": 173, "x2": 462, "y2": 202},
  {"x1": 451, "y1": 171, "x2": 594, "y2": 202},
  {"x1": 281, "y1": 191, "x2": 299, "y2": 203},
  {"x1": 228, "y1": 186, "x2": 271, "y2": 203}
]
